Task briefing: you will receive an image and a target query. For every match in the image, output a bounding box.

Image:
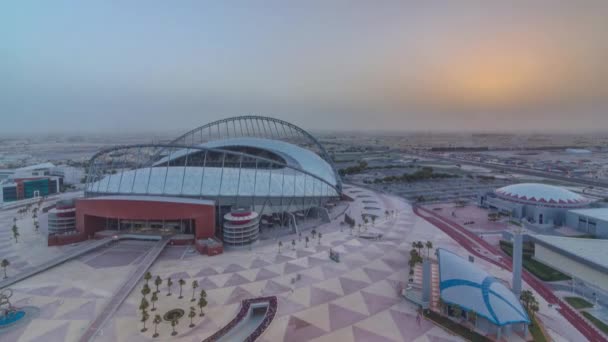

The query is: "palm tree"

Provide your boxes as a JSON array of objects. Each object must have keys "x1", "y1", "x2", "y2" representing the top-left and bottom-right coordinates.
[
  {"x1": 311, "y1": 229, "x2": 317, "y2": 239},
  {"x1": 278, "y1": 241, "x2": 283, "y2": 254},
  {"x1": 170, "y1": 317, "x2": 179, "y2": 336},
  {"x1": 371, "y1": 216, "x2": 376, "y2": 226},
  {"x1": 416, "y1": 241, "x2": 424, "y2": 255},
  {"x1": 191, "y1": 280, "x2": 199, "y2": 302},
  {"x1": 12, "y1": 223, "x2": 19, "y2": 243},
  {"x1": 144, "y1": 271, "x2": 152, "y2": 285},
  {"x1": 139, "y1": 297, "x2": 149, "y2": 313},
  {"x1": 1, "y1": 259, "x2": 9, "y2": 279},
  {"x1": 166, "y1": 277, "x2": 173, "y2": 296},
  {"x1": 141, "y1": 283, "x2": 151, "y2": 299},
  {"x1": 198, "y1": 290, "x2": 208, "y2": 316},
  {"x1": 318, "y1": 232, "x2": 322, "y2": 245},
  {"x1": 150, "y1": 291, "x2": 158, "y2": 311},
  {"x1": 188, "y1": 306, "x2": 196, "y2": 327},
  {"x1": 152, "y1": 314, "x2": 162, "y2": 338},
  {"x1": 520, "y1": 290, "x2": 539, "y2": 317},
  {"x1": 178, "y1": 278, "x2": 185, "y2": 299},
  {"x1": 298, "y1": 232, "x2": 302, "y2": 242},
  {"x1": 141, "y1": 309, "x2": 150, "y2": 332},
  {"x1": 305, "y1": 236, "x2": 309, "y2": 248},
  {"x1": 154, "y1": 275, "x2": 162, "y2": 293},
  {"x1": 468, "y1": 310, "x2": 478, "y2": 329},
  {"x1": 425, "y1": 241, "x2": 433, "y2": 258},
  {"x1": 291, "y1": 239, "x2": 296, "y2": 250},
  {"x1": 34, "y1": 220, "x2": 39, "y2": 233},
  {"x1": 452, "y1": 304, "x2": 462, "y2": 320}
]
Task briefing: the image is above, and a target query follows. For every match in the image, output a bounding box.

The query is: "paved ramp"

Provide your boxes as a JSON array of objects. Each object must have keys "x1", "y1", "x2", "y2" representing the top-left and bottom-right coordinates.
[
  {"x1": 0, "y1": 237, "x2": 114, "y2": 289},
  {"x1": 79, "y1": 236, "x2": 170, "y2": 342}
]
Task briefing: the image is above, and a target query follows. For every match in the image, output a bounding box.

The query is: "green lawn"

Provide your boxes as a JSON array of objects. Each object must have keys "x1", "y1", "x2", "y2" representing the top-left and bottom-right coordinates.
[
  {"x1": 499, "y1": 241, "x2": 571, "y2": 282},
  {"x1": 564, "y1": 296, "x2": 593, "y2": 309},
  {"x1": 424, "y1": 311, "x2": 492, "y2": 342},
  {"x1": 528, "y1": 312, "x2": 548, "y2": 342},
  {"x1": 582, "y1": 311, "x2": 608, "y2": 334}
]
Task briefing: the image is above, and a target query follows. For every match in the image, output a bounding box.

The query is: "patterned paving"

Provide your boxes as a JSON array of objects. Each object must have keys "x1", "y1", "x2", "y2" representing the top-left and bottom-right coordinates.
[{"x1": 2, "y1": 186, "x2": 466, "y2": 341}]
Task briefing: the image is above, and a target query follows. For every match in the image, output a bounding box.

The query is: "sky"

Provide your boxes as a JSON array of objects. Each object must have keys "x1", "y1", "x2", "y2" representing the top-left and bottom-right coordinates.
[{"x1": 2, "y1": 1, "x2": 608, "y2": 134}]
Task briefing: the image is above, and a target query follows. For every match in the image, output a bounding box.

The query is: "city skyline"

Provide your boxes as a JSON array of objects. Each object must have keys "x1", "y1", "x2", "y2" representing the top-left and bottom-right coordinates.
[{"x1": 3, "y1": 1, "x2": 608, "y2": 134}]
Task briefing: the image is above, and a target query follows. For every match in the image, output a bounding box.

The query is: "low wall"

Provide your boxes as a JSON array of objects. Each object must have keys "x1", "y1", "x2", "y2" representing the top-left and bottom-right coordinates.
[{"x1": 48, "y1": 232, "x2": 87, "y2": 246}]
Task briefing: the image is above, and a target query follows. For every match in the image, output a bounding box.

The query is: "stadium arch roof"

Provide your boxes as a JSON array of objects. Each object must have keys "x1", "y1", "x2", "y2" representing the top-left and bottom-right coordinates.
[
  {"x1": 495, "y1": 183, "x2": 588, "y2": 208},
  {"x1": 437, "y1": 248, "x2": 530, "y2": 326}
]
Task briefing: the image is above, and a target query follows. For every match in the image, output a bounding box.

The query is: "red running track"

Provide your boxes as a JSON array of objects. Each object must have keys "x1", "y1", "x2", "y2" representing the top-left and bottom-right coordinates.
[{"x1": 414, "y1": 206, "x2": 606, "y2": 342}]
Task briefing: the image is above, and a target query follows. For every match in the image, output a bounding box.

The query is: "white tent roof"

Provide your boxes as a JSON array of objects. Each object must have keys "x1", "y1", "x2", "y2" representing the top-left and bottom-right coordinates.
[
  {"x1": 495, "y1": 183, "x2": 588, "y2": 207},
  {"x1": 437, "y1": 249, "x2": 529, "y2": 326}
]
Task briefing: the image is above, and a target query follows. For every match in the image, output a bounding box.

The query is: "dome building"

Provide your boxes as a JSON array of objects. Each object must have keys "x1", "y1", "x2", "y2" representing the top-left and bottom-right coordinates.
[
  {"x1": 70, "y1": 116, "x2": 341, "y2": 253},
  {"x1": 479, "y1": 183, "x2": 589, "y2": 226}
]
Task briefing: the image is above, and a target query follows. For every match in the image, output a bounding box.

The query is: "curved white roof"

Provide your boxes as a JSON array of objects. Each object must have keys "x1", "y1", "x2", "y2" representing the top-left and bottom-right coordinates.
[
  {"x1": 495, "y1": 183, "x2": 588, "y2": 207},
  {"x1": 437, "y1": 249, "x2": 529, "y2": 326},
  {"x1": 89, "y1": 166, "x2": 338, "y2": 198},
  {"x1": 154, "y1": 137, "x2": 337, "y2": 187}
]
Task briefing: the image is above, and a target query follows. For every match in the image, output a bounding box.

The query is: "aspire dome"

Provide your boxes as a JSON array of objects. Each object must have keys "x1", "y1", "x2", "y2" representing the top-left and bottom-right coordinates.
[{"x1": 495, "y1": 183, "x2": 588, "y2": 208}]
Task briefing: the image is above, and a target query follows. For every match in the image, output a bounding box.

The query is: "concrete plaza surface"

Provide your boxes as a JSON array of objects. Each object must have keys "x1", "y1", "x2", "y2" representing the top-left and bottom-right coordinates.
[{"x1": 0, "y1": 185, "x2": 587, "y2": 341}]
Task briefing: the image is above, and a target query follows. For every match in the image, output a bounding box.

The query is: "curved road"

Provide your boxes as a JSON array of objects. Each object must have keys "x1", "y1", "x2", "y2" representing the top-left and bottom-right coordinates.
[{"x1": 415, "y1": 206, "x2": 607, "y2": 342}]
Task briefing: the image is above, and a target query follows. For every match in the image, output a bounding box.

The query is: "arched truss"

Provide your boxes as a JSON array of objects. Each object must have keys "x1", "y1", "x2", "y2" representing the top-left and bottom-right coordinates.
[
  {"x1": 85, "y1": 144, "x2": 339, "y2": 214},
  {"x1": 165, "y1": 116, "x2": 342, "y2": 191}
]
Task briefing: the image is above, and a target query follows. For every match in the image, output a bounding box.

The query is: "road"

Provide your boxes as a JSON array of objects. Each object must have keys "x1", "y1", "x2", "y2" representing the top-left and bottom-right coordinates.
[
  {"x1": 79, "y1": 236, "x2": 170, "y2": 342},
  {"x1": 410, "y1": 151, "x2": 608, "y2": 189},
  {"x1": 415, "y1": 206, "x2": 607, "y2": 342}
]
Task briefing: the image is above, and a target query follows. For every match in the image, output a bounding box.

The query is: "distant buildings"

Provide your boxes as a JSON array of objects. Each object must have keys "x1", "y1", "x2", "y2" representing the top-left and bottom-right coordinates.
[{"x1": 0, "y1": 163, "x2": 64, "y2": 205}]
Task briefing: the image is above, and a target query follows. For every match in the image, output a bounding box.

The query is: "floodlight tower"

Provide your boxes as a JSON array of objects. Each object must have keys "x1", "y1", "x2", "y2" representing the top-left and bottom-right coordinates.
[{"x1": 511, "y1": 212, "x2": 523, "y2": 297}]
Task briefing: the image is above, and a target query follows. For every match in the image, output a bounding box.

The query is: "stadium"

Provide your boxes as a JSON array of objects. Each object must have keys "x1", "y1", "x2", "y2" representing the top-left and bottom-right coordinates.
[{"x1": 74, "y1": 116, "x2": 342, "y2": 251}]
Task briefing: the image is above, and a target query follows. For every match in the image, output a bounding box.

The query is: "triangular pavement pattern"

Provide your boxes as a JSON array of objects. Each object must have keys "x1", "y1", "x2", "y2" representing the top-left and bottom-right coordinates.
[
  {"x1": 194, "y1": 267, "x2": 218, "y2": 277},
  {"x1": 196, "y1": 277, "x2": 219, "y2": 290},
  {"x1": 274, "y1": 254, "x2": 295, "y2": 264},
  {"x1": 360, "y1": 291, "x2": 400, "y2": 315},
  {"x1": 223, "y1": 272, "x2": 250, "y2": 287},
  {"x1": 283, "y1": 315, "x2": 326, "y2": 342},
  {"x1": 339, "y1": 276, "x2": 370, "y2": 295},
  {"x1": 307, "y1": 255, "x2": 330, "y2": 267},
  {"x1": 389, "y1": 309, "x2": 434, "y2": 340},
  {"x1": 263, "y1": 280, "x2": 291, "y2": 296},
  {"x1": 363, "y1": 267, "x2": 392, "y2": 283},
  {"x1": 55, "y1": 287, "x2": 84, "y2": 298},
  {"x1": 352, "y1": 326, "x2": 398, "y2": 342},
  {"x1": 309, "y1": 286, "x2": 340, "y2": 306},
  {"x1": 224, "y1": 286, "x2": 254, "y2": 305},
  {"x1": 255, "y1": 267, "x2": 280, "y2": 281},
  {"x1": 328, "y1": 303, "x2": 368, "y2": 331},
  {"x1": 251, "y1": 258, "x2": 271, "y2": 268},
  {"x1": 276, "y1": 296, "x2": 308, "y2": 317},
  {"x1": 223, "y1": 263, "x2": 246, "y2": 273},
  {"x1": 314, "y1": 277, "x2": 345, "y2": 296},
  {"x1": 332, "y1": 291, "x2": 371, "y2": 316},
  {"x1": 293, "y1": 303, "x2": 331, "y2": 332}
]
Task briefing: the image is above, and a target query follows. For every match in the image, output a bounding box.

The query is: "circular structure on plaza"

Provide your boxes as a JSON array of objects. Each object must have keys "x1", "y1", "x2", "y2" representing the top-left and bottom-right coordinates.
[
  {"x1": 79, "y1": 116, "x2": 341, "y2": 250},
  {"x1": 223, "y1": 209, "x2": 260, "y2": 247},
  {"x1": 163, "y1": 308, "x2": 185, "y2": 322},
  {"x1": 495, "y1": 183, "x2": 589, "y2": 208}
]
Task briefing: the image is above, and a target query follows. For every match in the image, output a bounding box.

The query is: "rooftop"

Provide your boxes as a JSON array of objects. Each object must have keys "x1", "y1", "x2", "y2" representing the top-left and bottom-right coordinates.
[
  {"x1": 495, "y1": 183, "x2": 589, "y2": 207},
  {"x1": 437, "y1": 248, "x2": 530, "y2": 326},
  {"x1": 531, "y1": 234, "x2": 608, "y2": 270},
  {"x1": 568, "y1": 208, "x2": 608, "y2": 222}
]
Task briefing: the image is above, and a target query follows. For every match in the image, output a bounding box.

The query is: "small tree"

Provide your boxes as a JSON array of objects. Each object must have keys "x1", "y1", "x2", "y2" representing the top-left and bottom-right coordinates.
[
  {"x1": 140, "y1": 309, "x2": 150, "y2": 332},
  {"x1": 305, "y1": 236, "x2": 309, "y2": 248},
  {"x1": 178, "y1": 278, "x2": 186, "y2": 299},
  {"x1": 171, "y1": 317, "x2": 179, "y2": 336},
  {"x1": 191, "y1": 280, "x2": 199, "y2": 302},
  {"x1": 278, "y1": 241, "x2": 283, "y2": 254},
  {"x1": 198, "y1": 290, "x2": 208, "y2": 316},
  {"x1": 318, "y1": 232, "x2": 322, "y2": 245},
  {"x1": 188, "y1": 306, "x2": 196, "y2": 327},
  {"x1": 298, "y1": 232, "x2": 302, "y2": 242},
  {"x1": 311, "y1": 229, "x2": 317, "y2": 239},
  {"x1": 12, "y1": 223, "x2": 19, "y2": 243},
  {"x1": 425, "y1": 241, "x2": 433, "y2": 258},
  {"x1": 141, "y1": 283, "x2": 151, "y2": 299},
  {"x1": 139, "y1": 297, "x2": 149, "y2": 313},
  {"x1": 371, "y1": 216, "x2": 376, "y2": 226},
  {"x1": 150, "y1": 291, "x2": 158, "y2": 311},
  {"x1": 152, "y1": 314, "x2": 162, "y2": 338},
  {"x1": 520, "y1": 290, "x2": 539, "y2": 317},
  {"x1": 291, "y1": 239, "x2": 296, "y2": 250},
  {"x1": 452, "y1": 304, "x2": 462, "y2": 320},
  {"x1": 166, "y1": 277, "x2": 173, "y2": 296},
  {"x1": 1, "y1": 259, "x2": 9, "y2": 279},
  {"x1": 154, "y1": 275, "x2": 162, "y2": 293},
  {"x1": 144, "y1": 271, "x2": 152, "y2": 285}
]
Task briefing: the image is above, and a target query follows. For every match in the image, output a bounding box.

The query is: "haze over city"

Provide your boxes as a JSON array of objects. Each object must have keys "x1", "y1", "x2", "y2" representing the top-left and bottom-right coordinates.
[{"x1": 3, "y1": 1, "x2": 608, "y2": 134}]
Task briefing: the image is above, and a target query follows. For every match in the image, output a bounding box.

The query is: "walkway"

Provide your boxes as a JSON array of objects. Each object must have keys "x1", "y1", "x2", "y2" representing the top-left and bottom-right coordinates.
[
  {"x1": 79, "y1": 236, "x2": 170, "y2": 342},
  {"x1": 415, "y1": 206, "x2": 608, "y2": 342},
  {"x1": 0, "y1": 237, "x2": 114, "y2": 289}
]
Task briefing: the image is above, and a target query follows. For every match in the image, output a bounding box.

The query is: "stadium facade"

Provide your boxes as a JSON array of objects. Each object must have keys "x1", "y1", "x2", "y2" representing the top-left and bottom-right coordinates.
[{"x1": 69, "y1": 116, "x2": 341, "y2": 252}]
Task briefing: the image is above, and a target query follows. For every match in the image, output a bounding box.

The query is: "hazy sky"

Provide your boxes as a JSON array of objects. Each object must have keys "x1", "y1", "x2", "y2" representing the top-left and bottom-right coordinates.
[{"x1": 2, "y1": 1, "x2": 608, "y2": 134}]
